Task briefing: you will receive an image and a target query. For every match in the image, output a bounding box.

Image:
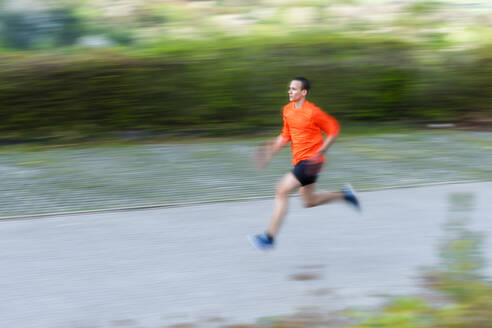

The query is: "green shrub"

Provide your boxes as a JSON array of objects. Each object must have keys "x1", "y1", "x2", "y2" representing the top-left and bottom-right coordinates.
[{"x1": 0, "y1": 35, "x2": 490, "y2": 137}]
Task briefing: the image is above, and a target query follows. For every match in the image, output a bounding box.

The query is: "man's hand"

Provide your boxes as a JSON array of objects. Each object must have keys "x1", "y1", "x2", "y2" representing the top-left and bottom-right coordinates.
[
  {"x1": 305, "y1": 153, "x2": 323, "y2": 175},
  {"x1": 254, "y1": 136, "x2": 289, "y2": 171},
  {"x1": 254, "y1": 142, "x2": 272, "y2": 170},
  {"x1": 305, "y1": 135, "x2": 337, "y2": 171},
  {"x1": 308, "y1": 152, "x2": 323, "y2": 164}
]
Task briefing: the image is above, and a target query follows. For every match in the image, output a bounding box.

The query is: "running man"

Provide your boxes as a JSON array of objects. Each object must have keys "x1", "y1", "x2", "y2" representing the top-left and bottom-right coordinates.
[{"x1": 249, "y1": 77, "x2": 360, "y2": 250}]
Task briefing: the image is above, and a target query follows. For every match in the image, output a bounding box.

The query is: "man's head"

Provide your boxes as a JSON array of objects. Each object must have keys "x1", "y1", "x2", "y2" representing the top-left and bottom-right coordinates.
[{"x1": 288, "y1": 77, "x2": 310, "y2": 102}]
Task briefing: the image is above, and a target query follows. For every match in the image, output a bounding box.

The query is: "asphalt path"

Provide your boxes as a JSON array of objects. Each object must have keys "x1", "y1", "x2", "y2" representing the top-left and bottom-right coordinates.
[{"x1": 1, "y1": 182, "x2": 492, "y2": 328}]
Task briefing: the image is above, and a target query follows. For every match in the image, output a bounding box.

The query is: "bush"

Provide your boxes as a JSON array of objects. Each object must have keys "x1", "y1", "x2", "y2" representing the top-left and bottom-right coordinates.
[{"x1": 0, "y1": 35, "x2": 490, "y2": 137}]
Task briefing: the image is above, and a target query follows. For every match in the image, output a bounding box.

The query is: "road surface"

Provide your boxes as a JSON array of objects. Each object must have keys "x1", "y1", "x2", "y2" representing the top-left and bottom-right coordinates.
[{"x1": 1, "y1": 182, "x2": 492, "y2": 327}]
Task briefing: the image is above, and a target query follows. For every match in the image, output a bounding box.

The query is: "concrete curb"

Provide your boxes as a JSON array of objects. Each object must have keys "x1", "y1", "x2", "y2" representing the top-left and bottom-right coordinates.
[{"x1": 1, "y1": 179, "x2": 491, "y2": 222}]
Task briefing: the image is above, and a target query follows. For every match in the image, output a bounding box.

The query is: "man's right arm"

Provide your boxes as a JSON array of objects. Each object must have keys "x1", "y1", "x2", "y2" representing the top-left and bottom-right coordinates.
[
  {"x1": 268, "y1": 135, "x2": 289, "y2": 158},
  {"x1": 255, "y1": 135, "x2": 289, "y2": 170},
  {"x1": 255, "y1": 107, "x2": 291, "y2": 170}
]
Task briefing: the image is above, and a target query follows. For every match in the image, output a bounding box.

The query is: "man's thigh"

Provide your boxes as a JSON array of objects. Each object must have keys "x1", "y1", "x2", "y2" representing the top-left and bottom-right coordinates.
[{"x1": 276, "y1": 172, "x2": 301, "y2": 194}]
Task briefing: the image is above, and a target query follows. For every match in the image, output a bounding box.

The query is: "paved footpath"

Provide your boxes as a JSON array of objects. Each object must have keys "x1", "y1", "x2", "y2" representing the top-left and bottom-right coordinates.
[{"x1": 1, "y1": 182, "x2": 492, "y2": 328}]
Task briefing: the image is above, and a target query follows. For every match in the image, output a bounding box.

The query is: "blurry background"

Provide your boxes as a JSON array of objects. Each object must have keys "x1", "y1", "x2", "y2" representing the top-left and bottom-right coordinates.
[{"x1": 0, "y1": 0, "x2": 490, "y2": 140}]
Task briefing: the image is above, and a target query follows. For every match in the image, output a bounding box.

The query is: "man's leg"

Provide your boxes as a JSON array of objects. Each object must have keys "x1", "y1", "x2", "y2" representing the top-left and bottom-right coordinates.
[
  {"x1": 248, "y1": 172, "x2": 301, "y2": 250},
  {"x1": 267, "y1": 172, "x2": 301, "y2": 238},
  {"x1": 299, "y1": 183, "x2": 344, "y2": 208}
]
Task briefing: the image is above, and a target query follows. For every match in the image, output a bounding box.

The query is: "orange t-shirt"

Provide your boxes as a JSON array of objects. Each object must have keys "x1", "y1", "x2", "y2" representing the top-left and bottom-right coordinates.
[{"x1": 280, "y1": 100, "x2": 340, "y2": 165}]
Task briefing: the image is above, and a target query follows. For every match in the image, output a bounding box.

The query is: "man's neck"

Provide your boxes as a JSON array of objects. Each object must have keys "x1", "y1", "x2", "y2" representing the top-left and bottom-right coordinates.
[{"x1": 294, "y1": 98, "x2": 306, "y2": 109}]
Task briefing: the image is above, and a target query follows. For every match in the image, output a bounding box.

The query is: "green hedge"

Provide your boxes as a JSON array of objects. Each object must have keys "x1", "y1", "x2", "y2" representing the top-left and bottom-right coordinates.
[{"x1": 0, "y1": 35, "x2": 490, "y2": 136}]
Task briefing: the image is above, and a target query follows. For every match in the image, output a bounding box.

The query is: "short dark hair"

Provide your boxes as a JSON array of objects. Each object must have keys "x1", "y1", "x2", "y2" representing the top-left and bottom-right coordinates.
[{"x1": 293, "y1": 77, "x2": 310, "y2": 92}]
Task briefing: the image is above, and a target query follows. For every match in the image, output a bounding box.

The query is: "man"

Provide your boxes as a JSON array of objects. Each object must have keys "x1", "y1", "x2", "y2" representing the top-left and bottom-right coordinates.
[{"x1": 249, "y1": 77, "x2": 360, "y2": 250}]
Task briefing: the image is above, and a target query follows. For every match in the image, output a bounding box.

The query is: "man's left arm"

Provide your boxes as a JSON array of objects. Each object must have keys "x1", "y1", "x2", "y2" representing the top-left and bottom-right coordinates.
[
  {"x1": 313, "y1": 108, "x2": 340, "y2": 160},
  {"x1": 317, "y1": 135, "x2": 337, "y2": 155}
]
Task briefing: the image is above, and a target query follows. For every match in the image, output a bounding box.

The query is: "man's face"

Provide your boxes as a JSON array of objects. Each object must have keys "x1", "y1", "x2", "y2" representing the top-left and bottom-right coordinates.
[{"x1": 288, "y1": 80, "x2": 307, "y2": 102}]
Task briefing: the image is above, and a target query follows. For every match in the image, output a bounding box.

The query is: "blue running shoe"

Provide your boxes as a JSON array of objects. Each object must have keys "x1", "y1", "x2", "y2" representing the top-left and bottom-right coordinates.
[
  {"x1": 342, "y1": 183, "x2": 361, "y2": 211},
  {"x1": 248, "y1": 233, "x2": 274, "y2": 251}
]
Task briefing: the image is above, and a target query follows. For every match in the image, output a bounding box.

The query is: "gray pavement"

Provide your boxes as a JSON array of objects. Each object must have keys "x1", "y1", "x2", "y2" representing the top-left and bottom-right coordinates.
[{"x1": 1, "y1": 182, "x2": 492, "y2": 328}]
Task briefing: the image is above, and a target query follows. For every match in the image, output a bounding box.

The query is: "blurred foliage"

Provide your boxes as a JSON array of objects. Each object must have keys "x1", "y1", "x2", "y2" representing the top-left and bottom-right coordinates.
[
  {"x1": 1, "y1": 0, "x2": 490, "y2": 49},
  {"x1": 353, "y1": 192, "x2": 492, "y2": 328},
  {"x1": 0, "y1": 35, "x2": 490, "y2": 137},
  {"x1": 0, "y1": 0, "x2": 490, "y2": 137}
]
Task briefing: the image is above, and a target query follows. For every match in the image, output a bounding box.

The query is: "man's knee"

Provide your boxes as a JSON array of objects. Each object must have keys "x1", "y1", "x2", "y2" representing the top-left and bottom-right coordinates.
[
  {"x1": 275, "y1": 173, "x2": 300, "y2": 198},
  {"x1": 276, "y1": 180, "x2": 297, "y2": 198},
  {"x1": 275, "y1": 183, "x2": 289, "y2": 197}
]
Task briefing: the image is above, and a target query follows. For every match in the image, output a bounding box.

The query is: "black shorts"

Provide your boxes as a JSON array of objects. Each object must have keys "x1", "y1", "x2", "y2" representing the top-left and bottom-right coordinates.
[{"x1": 292, "y1": 160, "x2": 322, "y2": 186}]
